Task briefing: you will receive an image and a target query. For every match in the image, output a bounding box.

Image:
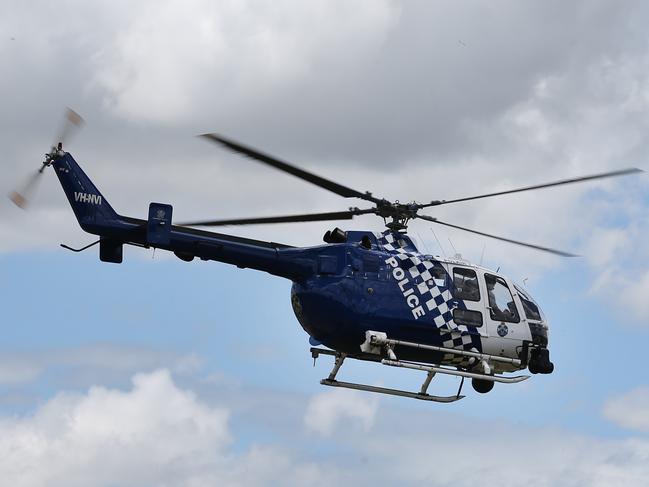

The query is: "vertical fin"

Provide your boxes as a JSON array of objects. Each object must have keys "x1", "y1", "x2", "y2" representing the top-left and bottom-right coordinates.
[{"x1": 52, "y1": 152, "x2": 119, "y2": 229}]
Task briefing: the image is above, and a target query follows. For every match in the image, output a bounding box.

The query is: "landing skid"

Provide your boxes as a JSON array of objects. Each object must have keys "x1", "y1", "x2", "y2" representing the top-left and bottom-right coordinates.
[
  {"x1": 311, "y1": 335, "x2": 530, "y2": 402},
  {"x1": 321, "y1": 378, "x2": 464, "y2": 403},
  {"x1": 312, "y1": 348, "x2": 465, "y2": 403}
]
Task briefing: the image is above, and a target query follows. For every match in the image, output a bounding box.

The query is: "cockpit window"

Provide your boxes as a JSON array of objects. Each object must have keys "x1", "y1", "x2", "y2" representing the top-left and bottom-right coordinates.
[
  {"x1": 453, "y1": 267, "x2": 480, "y2": 302},
  {"x1": 514, "y1": 284, "x2": 544, "y2": 322},
  {"x1": 426, "y1": 265, "x2": 447, "y2": 287},
  {"x1": 485, "y1": 274, "x2": 520, "y2": 323}
]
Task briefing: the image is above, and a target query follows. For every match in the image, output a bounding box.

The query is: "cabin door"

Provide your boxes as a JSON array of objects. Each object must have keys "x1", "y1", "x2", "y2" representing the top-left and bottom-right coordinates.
[
  {"x1": 481, "y1": 272, "x2": 528, "y2": 357},
  {"x1": 449, "y1": 265, "x2": 487, "y2": 339}
]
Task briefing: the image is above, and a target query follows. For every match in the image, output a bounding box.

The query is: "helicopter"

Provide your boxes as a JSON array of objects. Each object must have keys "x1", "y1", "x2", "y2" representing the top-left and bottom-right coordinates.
[{"x1": 10, "y1": 110, "x2": 642, "y2": 402}]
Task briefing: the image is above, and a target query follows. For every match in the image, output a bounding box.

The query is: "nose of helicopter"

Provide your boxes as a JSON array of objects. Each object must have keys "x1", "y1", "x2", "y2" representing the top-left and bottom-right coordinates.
[
  {"x1": 528, "y1": 322, "x2": 548, "y2": 347},
  {"x1": 527, "y1": 321, "x2": 554, "y2": 373},
  {"x1": 528, "y1": 347, "x2": 554, "y2": 374}
]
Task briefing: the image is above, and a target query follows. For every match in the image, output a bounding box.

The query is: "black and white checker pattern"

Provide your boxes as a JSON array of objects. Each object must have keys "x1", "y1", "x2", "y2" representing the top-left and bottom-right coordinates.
[
  {"x1": 439, "y1": 331, "x2": 475, "y2": 365},
  {"x1": 378, "y1": 232, "x2": 457, "y2": 329},
  {"x1": 377, "y1": 231, "x2": 480, "y2": 365}
]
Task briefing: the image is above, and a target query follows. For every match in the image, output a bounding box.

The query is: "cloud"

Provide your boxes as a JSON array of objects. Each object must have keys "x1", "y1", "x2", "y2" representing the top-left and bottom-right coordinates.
[
  {"x1": 2, "y1": 0, "x2": 648, "y2": 267},
  {"x1": 304, "y1": 388, "x2": 378, "y2": 436},
  {"x1": 300, "y1": 394, "x2": 649, "y2": 487},
  {"x1": 0, "y1": 344, "x2": 202, "y2": 386},
  {"x1": 3, "y1": 2, "x2": 649, "y2": 483},
  {"x1": 583, "y1": 206, "x2": 649, "y2": 323},
  {"x1": 2, "y1": 368, "x2": 649, "y2": 486},
  {"x1": 603, "y1": 387, "x2": 649, "y2": 433},
  {"x1": 0, "y1": 369, "x2": 336, "y2": 487},
  {"x1": 92, "y1": 0, "x2": 399, "y2": 125},
  {"x1": 0, "y1": 369, "x2": 230, "y2": 486},
  {"x1": 357, "y1": 428, "x2": 649, "y2": 487},
  {"x1": 2, "y1": 0, "x2": 649, "y2": 331}
]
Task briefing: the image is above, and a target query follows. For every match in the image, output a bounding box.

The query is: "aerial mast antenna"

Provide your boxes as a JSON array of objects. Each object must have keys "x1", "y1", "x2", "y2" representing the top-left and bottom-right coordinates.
[
  {"x1": 479, "y1": 242, "x2": 486, "y2": 266},
  {"x1": 415, "y1": 231, "x2": 432, "y2": 255},
  {"x1": 429, "y1": 228, "x2": 447, "y2": 259}
]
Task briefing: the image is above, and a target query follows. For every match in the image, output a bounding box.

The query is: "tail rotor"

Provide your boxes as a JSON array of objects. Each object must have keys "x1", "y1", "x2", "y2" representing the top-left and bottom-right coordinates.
[
  {"x1": 55, "y1": 108, "x2": 84, "y2": 150},
  {"x1": 9, "y1": 170, "x2": 43, "y2": 209},
  {"x1": 8, "y1": 108, "x2": 84, "y2": 209}
]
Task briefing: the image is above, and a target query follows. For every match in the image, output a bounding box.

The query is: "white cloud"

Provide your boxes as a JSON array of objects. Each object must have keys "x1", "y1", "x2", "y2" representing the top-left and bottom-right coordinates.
[
  {"x1": 359, "y1": 431, "x2": 649, "y2": 487},
  {"x1": 0, "y1": 345, "x2": 202, "y2": 386},
  {"x1": 0, "y1": 369, "x2": 337, "y2": 487},
  {"x1": 304, "y1": 388, "x2": 378, "y2": 436},
  {"x1": 2, "y1": 368, "x2": 649, "y2": 486},
  {"x1": 0, "y1": 362, "x2": 41, "y2": 385},
  {"x1": 92, "y1": 0, "x2": 399, "y2": 124},
  {"x1": 1, "y1": 0, "x2": 649, "y2": 326},
  {"x1": 0, "y1": 369, "x2": 230, "y2": 487},
  {"x1": 2, "y1": 0, "x2": 648, "y2": 272},
  {"x1": 603, "y1": 386, "x2": 649, "y2": 433},
  {"x1": 582, "y1": 210, "x2": 649, "y2": 323},
  {"x1": 0, "y1": 207, "x2": 77, "y2": 254},
  {"x1": 619, "y1": 270, "x2": 649, "y2": 319}
]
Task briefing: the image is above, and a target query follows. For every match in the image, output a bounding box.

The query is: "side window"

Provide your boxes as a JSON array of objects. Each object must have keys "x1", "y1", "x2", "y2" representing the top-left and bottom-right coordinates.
[
  {"x1": 453, "y1": 308, "x2": 483, "y2": 327},
  {"x1": 520, "y1": 297, "x2": 541, "y2": 321},
  {"x1": 514, "y1": 285, "x2": 543, "y2": 322},
  {"x1": 431, "y1": 266, "x2": 446, "y2": 287},
  {"x1": 453, "y1": 267, "x2": 480, "y2": 301},
  {"x1": 485, "y1": 274, "x2": 520, "y2": 323}
]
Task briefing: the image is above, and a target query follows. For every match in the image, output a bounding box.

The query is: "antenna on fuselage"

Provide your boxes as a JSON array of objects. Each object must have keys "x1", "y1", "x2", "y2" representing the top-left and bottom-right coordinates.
[
  {"x1": 448, "y1": 238, "x2": 458, "y2": 255},
  {"x1": 415, "y1": 231, "x2": 432, "y2": 255},
  {"x1": 448, "y1": 238, "x2": 465, "y2": 261},
  {"x1": 429, "y1": 228, "x2": 447, "y2": 259},
  {"x1": 479, "y1": 242, "x2": 486, "y2": 266}
]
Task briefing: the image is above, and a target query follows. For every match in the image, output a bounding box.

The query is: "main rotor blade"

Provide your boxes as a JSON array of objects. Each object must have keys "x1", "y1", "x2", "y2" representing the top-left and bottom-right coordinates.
[
  {"x1": 419, "y1": 168, "x2": 643, "y2": 208},
  {"x1": 178, "y1": 208, "x2": 376, "y2": 227},
  {"x1": 200, "y1": 133, "x2": 381, "y2": 204},
  {"x1": 416, "y1": 214, "x2": 577, "y2": 257}
]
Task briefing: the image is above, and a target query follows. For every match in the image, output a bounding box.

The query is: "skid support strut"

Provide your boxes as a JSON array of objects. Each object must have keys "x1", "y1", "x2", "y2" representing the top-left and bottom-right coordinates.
[
  {"x1": 327, "y1": 353, "x2": 347, "y2": 381},
  {"x1": 312, "y1": 347, "x2": 464, "y2": 403},
  {"x1": 420, "y1": 371, "x2": 436, "y2": 395},
  {"x1": 311, "y1": 330, "x2": 530, "y2": 402}
]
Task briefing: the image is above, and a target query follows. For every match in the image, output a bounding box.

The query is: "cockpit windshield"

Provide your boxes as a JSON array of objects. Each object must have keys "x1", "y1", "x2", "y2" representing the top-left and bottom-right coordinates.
[
  {"x1": 485, "y1": 274, "x2": 520, "y2": 323},
  {"x1": 514, "y1": 284, "x2": 545, "y2": 322}
]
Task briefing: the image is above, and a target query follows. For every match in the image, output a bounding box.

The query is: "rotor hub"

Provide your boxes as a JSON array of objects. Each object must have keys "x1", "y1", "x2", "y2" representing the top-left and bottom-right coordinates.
[{"x1": 375, "y1": 200, "x2": 420, "y2": 231}]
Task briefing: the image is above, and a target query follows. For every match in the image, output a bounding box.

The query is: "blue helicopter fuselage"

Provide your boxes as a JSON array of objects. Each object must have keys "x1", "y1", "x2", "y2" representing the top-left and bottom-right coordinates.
[{"x1": 52, "y1": 151, "x2": 550, "y2": 372}]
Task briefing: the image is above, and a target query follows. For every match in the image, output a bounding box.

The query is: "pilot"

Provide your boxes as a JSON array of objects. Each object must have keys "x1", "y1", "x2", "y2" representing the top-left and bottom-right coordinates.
[
  {"x1": 360, "y1": 235, "x2": 372, "y2": 249},
  {"x1": 460, "y1": 276, "x2": 480, "y2": 301},
  {"x1": 486, "y1": 277, "x2": 510, "y2": 321}
]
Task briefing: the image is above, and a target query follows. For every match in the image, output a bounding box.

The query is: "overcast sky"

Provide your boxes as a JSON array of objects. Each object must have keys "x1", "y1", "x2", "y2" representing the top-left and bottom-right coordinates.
[{"x1": 2, "y1": 1, "x2": 649, "y2": 486}]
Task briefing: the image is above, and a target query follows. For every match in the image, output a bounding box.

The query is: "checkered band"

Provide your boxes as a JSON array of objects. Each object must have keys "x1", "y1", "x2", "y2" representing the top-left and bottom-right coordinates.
[
  {"x1": 439, "y1": 331, "x2": 476, "y2": 366},
  {"x1": 377, "y1": 231, "x2": 481, "y2": 365}
]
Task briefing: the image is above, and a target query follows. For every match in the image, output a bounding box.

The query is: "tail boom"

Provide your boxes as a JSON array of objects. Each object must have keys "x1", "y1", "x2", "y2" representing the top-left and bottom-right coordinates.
[{"x1": 52, "y1": 152, "x2": 315, "y2": 280}]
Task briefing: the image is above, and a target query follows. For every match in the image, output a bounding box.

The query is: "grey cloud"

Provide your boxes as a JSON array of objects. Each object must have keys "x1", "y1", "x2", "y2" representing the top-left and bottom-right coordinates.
[
  {"x1": 0, "y1": 344, "x2": 202, "y2": 387},
  {"x1": 3, "y1": 1, "x2": 647, "y2": 165},
  {"x1": 603, "y1": 386, "x2": 649, "y2": 433},
  {"x1": 3, "y1": 368, "x2": 648, "y2": 486},
  {"x1": 1, "y1": 1, "x2": 648, "y2": 283}
]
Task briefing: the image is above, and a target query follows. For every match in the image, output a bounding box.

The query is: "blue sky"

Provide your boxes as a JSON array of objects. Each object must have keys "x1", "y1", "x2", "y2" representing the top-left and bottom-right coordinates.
[
  {"x1": 2, "y1": 246, "x2": 649, "y2": 484},
  {"x1": 2, "y1": 1, "x2": 649, "y2": 485}
]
